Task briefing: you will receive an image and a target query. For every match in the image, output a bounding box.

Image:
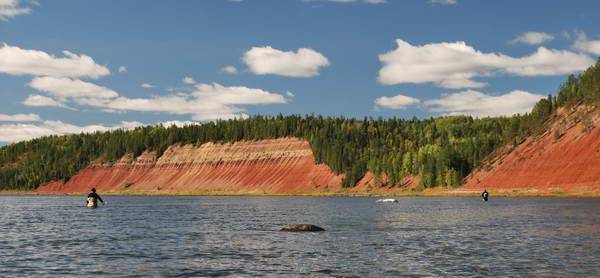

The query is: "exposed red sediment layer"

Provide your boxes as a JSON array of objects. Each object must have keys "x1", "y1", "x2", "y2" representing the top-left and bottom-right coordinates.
[
  {"x1": 37, "y1": 138, "x2": 394, "y2": 194},
  {"x1": 461, "y1": 106, "x2": 600, "y2": 194}
]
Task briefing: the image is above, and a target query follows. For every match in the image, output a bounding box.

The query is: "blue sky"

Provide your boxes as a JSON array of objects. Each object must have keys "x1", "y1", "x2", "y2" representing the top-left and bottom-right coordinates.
[{"x1": 0, "y1": 0, "x2": 599, "y2": 143}]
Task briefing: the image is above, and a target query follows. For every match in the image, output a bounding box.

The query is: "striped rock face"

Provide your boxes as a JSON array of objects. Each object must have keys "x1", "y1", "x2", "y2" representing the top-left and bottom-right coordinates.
[
  {"x1": 36, "y1": 138, "x2": 345, "y2": 195},
  {"x1": 462, "y1": 106, "x2": 600, "y2": 195}
]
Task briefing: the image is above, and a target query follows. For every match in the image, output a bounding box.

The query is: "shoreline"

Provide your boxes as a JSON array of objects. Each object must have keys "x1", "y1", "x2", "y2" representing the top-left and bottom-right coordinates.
[{"x1": 3, "y1": 188, "x2": 600, "y2": 197}]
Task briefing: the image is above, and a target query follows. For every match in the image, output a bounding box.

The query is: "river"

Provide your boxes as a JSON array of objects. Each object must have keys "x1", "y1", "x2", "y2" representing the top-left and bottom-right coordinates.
[{"x1": 1, "y1": 195, "x2": 599, "y2": 277}]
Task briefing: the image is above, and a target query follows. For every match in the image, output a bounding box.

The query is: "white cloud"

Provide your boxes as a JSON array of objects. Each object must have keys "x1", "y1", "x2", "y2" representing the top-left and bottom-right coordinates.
[
  {"x1": 28, "y1": 77, "x2": 118, "y2": 103},
  {"x1": 378, "y1": 39, "x2": 595, "y2": 89},
  {"x1": 141, "y1": 83, "x2": 155, "y2": 88},
  {"x1": 0, "y1": 123, "x2": 54, "y2": 143},
  {"x1": 182, "y1": 77, "x2": 196, "y2": 84},
  {"x1": 0, "y1": 0, "x2": 31, "y2": 21},
  {"x1": 192, "y1": 113, "x2": 249, "y2": 121},
  {"x1": 430, "y1": 0, "x2": 456, "y2": 5},
  {"x1": 119, "y1": 85, "x2": 280, "y2": 120},
  {"x1": 510, "y1": 32, "x2": 554, "y2": 45},
  {"x1": 0, "y1": 120, "x2": 143, "y2": 143},
  {"x1": 85, "y1": 83, "x2": 289, "y2": 121},
  {"x1": 21, "y1": 94, "x2": 68, "y2": 108},
  {"x1": 118, "y1": 66, "x2": 127, "y2": 73},
  {"x1": 22, "y1": 64, "x2": 290, "y2": 120},
  {"x1": 192, "y1": 83, "x2": 288, "y2": 105},
  {"x1": 572, "y1": 31, "x2": 600, "y2": 55},
  {"x1": 0, "y1": 113, "x2": 40, "y2": 122},
  {"x1": 160, "y1": 120, "x2": 200, "y2": 127},
  {"x1": 243, "y1": 46, "x2": 330, "y2": 77},
  {"x1": 0, "y1": 44, "x2": 110, "y2": 79},
  {"x1": 374, "y1": 94, "x2": 420, "y2": 109},
  {"x1": 42, "y1": 120, "x2": 143, "y2": 134},
  {"x1": 221, "y1": 66, "x2": 238, "y2": 74},
  {"x1": 424, "y1": 90, "x2": 544, "y2": 117}
]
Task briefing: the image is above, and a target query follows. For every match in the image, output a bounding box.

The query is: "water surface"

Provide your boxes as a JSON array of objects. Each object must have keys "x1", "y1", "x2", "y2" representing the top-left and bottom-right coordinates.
[{"x1": 1, "y1": 195, "x2": 599, "y2": 277}]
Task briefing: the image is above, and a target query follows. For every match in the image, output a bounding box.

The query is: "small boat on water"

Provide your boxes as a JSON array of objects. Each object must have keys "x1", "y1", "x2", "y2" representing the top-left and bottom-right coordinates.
[{"x1": 376, "y1": 198, "x2": 398, "y2": 203}]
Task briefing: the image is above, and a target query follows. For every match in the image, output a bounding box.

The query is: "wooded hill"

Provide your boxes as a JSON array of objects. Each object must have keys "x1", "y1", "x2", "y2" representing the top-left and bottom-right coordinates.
[{"x1": 1, "y1": 58, "x2": 599, "y2": 191}]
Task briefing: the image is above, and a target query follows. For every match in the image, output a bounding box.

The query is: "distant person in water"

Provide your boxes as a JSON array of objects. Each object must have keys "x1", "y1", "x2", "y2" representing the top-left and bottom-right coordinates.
[
  {"x1": 86, "y1": 188, "x2": 104, "y2": 208},
  {"x1": 482, "y1": 189, "x2": 489, "y2": 202}
]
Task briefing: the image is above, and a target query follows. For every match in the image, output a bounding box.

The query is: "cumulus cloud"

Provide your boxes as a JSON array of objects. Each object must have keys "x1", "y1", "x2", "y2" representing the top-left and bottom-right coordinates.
[
  {"x1": 0, "y1": 113, "x2": 40, "y2": 122},
  {"x1": 424, "y1": 90, "x2": 545, "y2": 117},
  {"x1": 378, "y1": 39, "x2": 595, "y2": 89},
  {"x1": 20, "y1": 56, "x2": 291, "y2": 121},
  {"x1": 510, "y1": 32, "x2": 554, "y2": 45},
  {"x1": 21, "y1": 94, "x2": 69, "y2": 108},
  {"x1": 374, "y1": 89, "x2": 545, "y2": 117},
  {"x1": 430, "y1": 0, "x2": 456, "y2": 5},
  {"x1": 43, "y1": 120, "x2": 143, "y2": 134},
  {"x1": 105, "y1": 83, "x2": 289, "y2": 121},
  {"x1": 182, "y1": 77, "x2": 196, "y2": 84},
  {"x1": 28, "y1": 77, "x2": 118, "y2": 102},
  {"x1": 0, "y1": 120, "x2": 143, "y2": 143},
  {"x1": 118, "y1": 66, "x2": 127, "y2": 73},
  {"x1": 374, "y1": 94, "x2": 420, "y2": 109},
  {"x1": 0, "y1": 123, "x2": 54, "y2": 143},
  {"x1": 141, "y1": 83, "x2": 155, "y2": 88},
  {"x1": 0, "y1": 0, "x2": 31, "y2": 21},
  {"x1": 0, "y1": 44, "x2": 110, "y2": 79},
  {"x1": 243, "y1": 46, "x2": 330, "y2": 77},
  {"x1": 25, "y1": 79, "x2": 291, "y2": 121},
  {"x1": 220, "y1": 66, "x2": 238, "y2": 74},
  {"x1": 571, "y1": 31, "x2": 600, "y2": 55},
  {"x1": 192, "y1": 83, "x2": 288, "y2": 105},
  {"x1": 160, "y1": 120, "x2": 200, "y2": 127}
]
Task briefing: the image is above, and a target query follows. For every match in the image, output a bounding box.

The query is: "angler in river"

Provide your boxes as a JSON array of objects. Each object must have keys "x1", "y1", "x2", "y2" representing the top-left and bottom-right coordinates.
[
  {"x1": 86, "y1": 188, "x2": 104, "y2": 208},
  {"x1": 482, "y1": 189, "x2": 489, "y2": 202}
]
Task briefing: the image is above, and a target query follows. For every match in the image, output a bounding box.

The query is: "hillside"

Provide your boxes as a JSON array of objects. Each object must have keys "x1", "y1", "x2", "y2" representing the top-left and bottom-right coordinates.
[
  {"x1": 35, "y1": 138, "x2": 413, "y2": 194},
  {"x1": 461, "y1": 105, "x2": 600, "y2": 194},
  {"x1": 0, "y1": 114, "x2": 513, "y2": 192},
  {"x1": 457, "y1": 57, "x2": 600, "y2": 194}
]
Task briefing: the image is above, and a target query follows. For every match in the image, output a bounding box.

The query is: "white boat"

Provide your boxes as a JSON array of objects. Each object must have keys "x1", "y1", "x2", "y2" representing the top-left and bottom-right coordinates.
[{"x1": 376, "y1": 198, "x2": 398, "y2": 203}]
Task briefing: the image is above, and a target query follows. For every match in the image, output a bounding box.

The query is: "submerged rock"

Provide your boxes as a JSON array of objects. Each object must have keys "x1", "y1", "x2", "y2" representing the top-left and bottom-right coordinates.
[{"x1": 280, "y1": 224, "x2": 325, "y2": 232}]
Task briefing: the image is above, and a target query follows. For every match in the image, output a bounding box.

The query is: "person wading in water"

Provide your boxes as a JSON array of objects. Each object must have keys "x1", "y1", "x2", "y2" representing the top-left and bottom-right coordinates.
[
  {"x1": 481, "y1": 189, "x2": 489, "y2": 202},
  {"x1": 86, "y1": 188, "x2": 104, "y2": 208}
]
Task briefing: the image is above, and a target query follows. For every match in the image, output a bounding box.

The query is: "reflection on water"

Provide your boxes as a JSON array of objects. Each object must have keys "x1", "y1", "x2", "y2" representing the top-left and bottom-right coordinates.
[{"x1": 1, "y1": 195, "x2": 599, "y2": 277}]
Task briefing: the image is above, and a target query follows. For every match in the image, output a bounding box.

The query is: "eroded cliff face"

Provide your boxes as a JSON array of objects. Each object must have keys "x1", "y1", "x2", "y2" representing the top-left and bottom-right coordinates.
[
  {"x1": 37, "y1": 138, "x2": 395, "y2": 194},
  {"x1": 461, "y1": 106, "x2": 600, "y2": 194}
]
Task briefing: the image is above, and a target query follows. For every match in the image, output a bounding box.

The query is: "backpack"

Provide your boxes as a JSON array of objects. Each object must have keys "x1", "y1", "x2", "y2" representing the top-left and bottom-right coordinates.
[{"x1": 86, "y1": 197, "x2": 97, "y2": 208}]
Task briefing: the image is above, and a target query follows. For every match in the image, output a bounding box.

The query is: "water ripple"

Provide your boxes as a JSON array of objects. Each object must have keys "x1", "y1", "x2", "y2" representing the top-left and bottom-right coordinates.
[{"x1": 0, "y1": 195, "x2": 599, "y2": 277}]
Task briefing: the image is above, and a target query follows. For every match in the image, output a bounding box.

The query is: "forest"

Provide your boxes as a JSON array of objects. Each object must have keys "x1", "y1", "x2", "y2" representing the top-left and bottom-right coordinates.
[{"x1": 1, "y1": 58, "x2": 598, "y2": 191}]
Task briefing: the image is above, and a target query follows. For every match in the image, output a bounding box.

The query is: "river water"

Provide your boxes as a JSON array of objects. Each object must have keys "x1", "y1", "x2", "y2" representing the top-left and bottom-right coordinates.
[{"x1": 1, "y1": 195, "x2": 599, "y2": 277}]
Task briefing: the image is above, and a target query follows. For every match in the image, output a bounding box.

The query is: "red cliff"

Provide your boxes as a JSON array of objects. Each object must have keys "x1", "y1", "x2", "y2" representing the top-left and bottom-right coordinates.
[
  {"x1": 36, "y1": 138, "x2": 408, "y2": 195},
  {"x1": 461, "y1": 106, "x2": 600, "y2": 194}
]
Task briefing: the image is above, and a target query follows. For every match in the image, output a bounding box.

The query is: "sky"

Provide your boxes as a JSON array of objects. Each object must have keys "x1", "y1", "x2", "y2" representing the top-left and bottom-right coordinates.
[{"x1": 0, "y1": 0, "x2": 599, "y2": 144}]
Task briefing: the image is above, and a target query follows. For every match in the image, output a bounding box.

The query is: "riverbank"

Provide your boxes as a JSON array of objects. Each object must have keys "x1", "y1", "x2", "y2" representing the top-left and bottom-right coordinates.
[{"x1": 3, "y1": 188, "x2": 600, "y2": 197}]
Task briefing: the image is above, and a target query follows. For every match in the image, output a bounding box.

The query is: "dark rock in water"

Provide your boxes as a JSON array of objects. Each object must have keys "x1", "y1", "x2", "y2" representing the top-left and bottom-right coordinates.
[{"x1": 280, "y1": 224, "x2": 325, "y2": 232}]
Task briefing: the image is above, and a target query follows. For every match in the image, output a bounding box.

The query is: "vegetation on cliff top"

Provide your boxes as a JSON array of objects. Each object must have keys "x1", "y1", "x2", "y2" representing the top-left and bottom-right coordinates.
[{"x1": 1, "y1": 58, "x2": 599, "y2": 191}]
